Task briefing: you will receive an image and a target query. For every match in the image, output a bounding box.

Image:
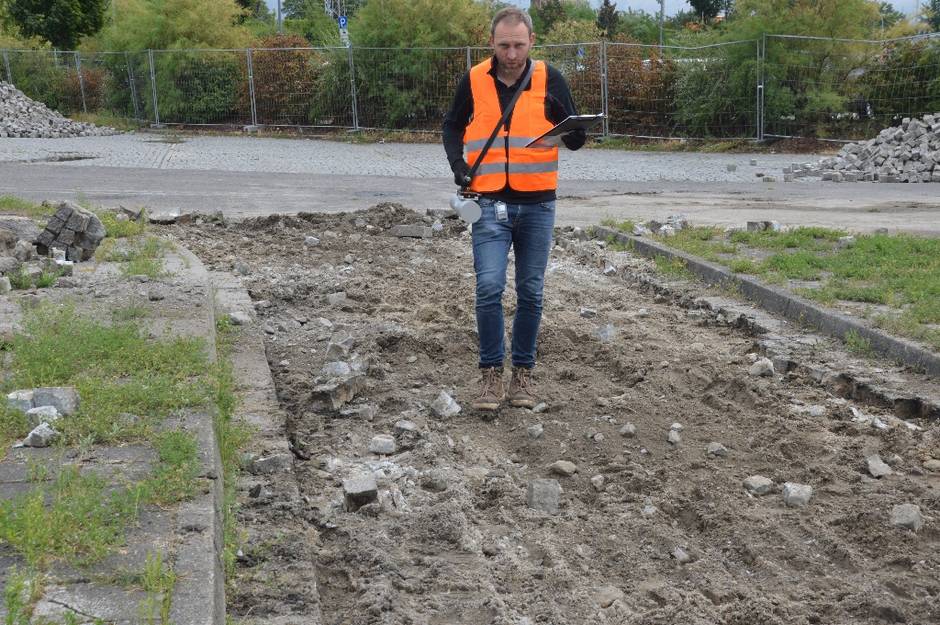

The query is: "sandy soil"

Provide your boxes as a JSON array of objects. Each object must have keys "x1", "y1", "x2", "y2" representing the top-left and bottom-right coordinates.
[{"x1": 169, "y1": 205, "x2": 938, "y2": 625}]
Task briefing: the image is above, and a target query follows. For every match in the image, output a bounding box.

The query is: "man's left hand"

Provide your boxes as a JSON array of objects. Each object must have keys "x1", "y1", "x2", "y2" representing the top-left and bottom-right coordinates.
[{"x1": 562, "y1": 128, "x2": 587, "y2": 151}]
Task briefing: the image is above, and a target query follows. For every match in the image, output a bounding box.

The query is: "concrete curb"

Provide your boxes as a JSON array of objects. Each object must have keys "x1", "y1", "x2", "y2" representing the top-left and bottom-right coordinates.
[
  {"x1": 163, "y1": 246, "x2": 226, "y2": 625},
  {"x1": 595, "y1": 226, "x2": 940, "y2": 378}
]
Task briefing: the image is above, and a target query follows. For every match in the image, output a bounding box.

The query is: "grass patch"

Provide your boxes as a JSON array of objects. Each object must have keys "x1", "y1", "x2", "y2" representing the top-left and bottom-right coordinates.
[
  {"x1": 592, "y1": 137, "x2": 758, "y2": 153},
  {"x1": 649, "y1": 225, "x2": 940, "y2": 351},
  {"x1": 144, "y1": 430, "x2": 200, "y2": 505},
  {"x1": 5, "y1": 303, "x2": 210, "y2": 445},
  {"x1": 0, "y1": 467, "x2": 141, "y2": 569},
  {"x1": 6, "y1": 266, "x2": 62, "y2": 291},
  {"x1": 71, "y1": 112, "x2": 142, "y2": 133},
  {"x1": 0, "y1": 196, "x2": 50, "y2": 220}
]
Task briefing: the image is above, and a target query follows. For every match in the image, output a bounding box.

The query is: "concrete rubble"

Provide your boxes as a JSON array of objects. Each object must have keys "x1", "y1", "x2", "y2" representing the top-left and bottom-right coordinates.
[{"x1": 0, "y1": 80, "x2": 117, "y2": 138}]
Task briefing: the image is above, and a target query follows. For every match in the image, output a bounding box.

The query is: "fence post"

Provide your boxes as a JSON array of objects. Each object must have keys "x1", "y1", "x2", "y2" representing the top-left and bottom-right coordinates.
[
  {"x1": 2, "y1": 50, "x2": 11, "y2": 84},
  {"x1": 125, "y1": 52, "x2": 141, "y2": 121},
  {"x1": 74, "y1": 53, "x2": 88, "y2": 114},
  {"x1": 757, "y1": 34, "x2": 765, "y2": 141},
  {"x1": 600, "y1": 40, "x2": 609, "y2": 137},
  {"x1": 347, "y1": 45, "x2": 360, "y2": 131},
  {"x1": 246, "y1": 48, "x2": 258, "y2": 127},
  {"x1": 466, "y1": 46, "x2": 471, "y2": 72},
  {"x1": 147, "y1": 49, "x2": 161, "y2": 126}
]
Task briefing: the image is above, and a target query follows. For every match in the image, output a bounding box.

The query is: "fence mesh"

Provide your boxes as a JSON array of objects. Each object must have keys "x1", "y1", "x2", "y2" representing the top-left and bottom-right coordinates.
[
  {"x1": 764, "y1": 34, "x2": 940, "y2": 140},
  {"x1": 607, "y1": 40, "x2": 758, "y2": 139},
  {"x1": 2, "y1": 36, "x2": 939, "y2": 141}
]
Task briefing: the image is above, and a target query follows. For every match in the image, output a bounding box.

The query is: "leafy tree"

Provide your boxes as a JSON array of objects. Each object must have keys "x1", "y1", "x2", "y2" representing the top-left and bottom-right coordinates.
[
  {"x1": 94, "y1": 0, "x2": 250, "y2": 50},
  {"x1": 618, "y1": 8, "x2": 659, "y2": 44},
  {"x1": 544, "y1": 17, "x2": 602, "y2": 44},
  {"x1": 234, "y1": 0, "x2": 268, "y2": 19},
  {"x1": 530, "y1": 0, "x2": 566, "y2": 36},
  {"x1": 922, "y1": 0, "x2": 940, "y2": 31},
  {"x1": 596, "y1": 0, "x2": 619, "y2": 38},
  {"x1": 6, "y1": 0, "x2": 108, "y2": 49},
  {"x1": 349, "y1": 0, "x2": 489, "y2": 46}
]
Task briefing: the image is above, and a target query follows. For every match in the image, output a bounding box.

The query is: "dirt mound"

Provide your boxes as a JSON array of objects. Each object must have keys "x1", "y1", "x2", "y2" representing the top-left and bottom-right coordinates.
[{"x1": 171, "y1": 206, "x2": 938, "y2": 625}]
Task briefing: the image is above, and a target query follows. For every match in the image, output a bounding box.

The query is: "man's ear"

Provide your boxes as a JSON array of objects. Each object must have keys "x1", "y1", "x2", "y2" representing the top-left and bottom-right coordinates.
[{"x1": 529, "y1": 32, "x2": 536, "y2": 46}]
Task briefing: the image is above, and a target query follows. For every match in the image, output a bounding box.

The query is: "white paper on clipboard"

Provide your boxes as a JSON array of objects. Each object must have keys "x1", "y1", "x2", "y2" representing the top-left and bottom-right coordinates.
[{"x1": 525, "y1": 113, "x2": 605, "y2": 148}]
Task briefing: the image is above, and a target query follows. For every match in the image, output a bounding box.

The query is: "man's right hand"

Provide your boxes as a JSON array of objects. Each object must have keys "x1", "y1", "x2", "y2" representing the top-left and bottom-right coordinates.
[{"x1": 452, "y1": 160, "x2": 472, "y2": 187}]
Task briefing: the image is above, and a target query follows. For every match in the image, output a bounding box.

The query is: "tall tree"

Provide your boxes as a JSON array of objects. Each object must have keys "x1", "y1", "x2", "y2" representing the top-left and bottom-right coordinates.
[
  {"x1": 687, "y1": 0, "x2": 731, "y2": 22},
  {"x1": 6, "y1": 0, "x2": 107, "y2": 48},
  {"x1": 596, "y1": 0, "x2": 619, "y2": 38},
  {"x1": 234, "y1": 0, "x2": 268, "y2": 18},
  {"x1": 922, "y1": 0, "x2": 940, "y2": 31},
  {"x1": 877, "y1": 2, "x2": 905, "y2": 28}
]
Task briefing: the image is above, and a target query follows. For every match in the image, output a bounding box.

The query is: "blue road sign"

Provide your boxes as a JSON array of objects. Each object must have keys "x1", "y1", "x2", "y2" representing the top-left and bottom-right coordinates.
[{"x1": 338, "y1": 15, "x2": 348, "y2": 29}]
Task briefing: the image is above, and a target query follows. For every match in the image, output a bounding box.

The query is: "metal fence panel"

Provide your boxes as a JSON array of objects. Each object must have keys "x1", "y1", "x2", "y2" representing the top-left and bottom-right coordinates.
[
  {"x1": 351, "y1": 47, "x2": 467, "y2": 131},
  {"x1": 5, "y1": 50, "x2": 84, "y2": 117},
  {"x1": 250, "y1": 46, "x2": 354, "y2": 128},
  {"x1": 764, "y1": 33, "x2": 940, "y2": 141},
  {"x1": 606, "y1": 40, "x2": 759, "y2": 139},
  {"x1": 150, "y1": 49, "x2": 253, "y2": 126}
]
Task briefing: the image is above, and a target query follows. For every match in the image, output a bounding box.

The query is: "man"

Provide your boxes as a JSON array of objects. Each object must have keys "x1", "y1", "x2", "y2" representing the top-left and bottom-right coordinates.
[{"x1": 442, "y1": 7, "x2": 586, "y2": 412}]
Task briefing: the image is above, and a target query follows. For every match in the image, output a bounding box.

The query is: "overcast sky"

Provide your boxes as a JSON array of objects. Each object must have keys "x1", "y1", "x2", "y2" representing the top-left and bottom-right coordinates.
[{"x1": 263, "y1": 1, "x2": 923, "y2": 20}]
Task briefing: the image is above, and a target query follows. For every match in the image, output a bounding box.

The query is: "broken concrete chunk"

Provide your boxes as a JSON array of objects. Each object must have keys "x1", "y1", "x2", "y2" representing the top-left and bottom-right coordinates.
[
  {"x1": 890, "y1": 504, "x2": 923, "y2": 531},
  {"x1": 388, "y1": 224, "x2": 433, "y2": 239},
  {"x1": 368, "y1": 434, "x2": 397, "y2": 455},
  {"x1": 527, "y1": 478, "x2": 561, "y2": 514},
  {"x1": 26, "y1": 405, "x2": 60, "y2": 427},
  {"x1": 32, "y1": 387, "x2": 80, "y2": 415},
  {"x1": 748, "y1": 358, "x2": 775, "y2": 377},
  {"x1": 744, "y1": 475, "x2": 774, "y2": 496},
  {"x1": 343, "y1": 472, "x2": 379, "y2": 511},
  {"x1": 430, "y1": 391, "x2": 461, "y2": 418},
  {"x1": 249, "y1": 453, "x2": 293, "y2": 475},
  {"x1": 548, "y1": 460, "x2": 578, "y2": 477},
  {"x1": 24, "y1": 423, "x2": 59, "y2": 447},
  {"x1": 782, "y1": 482, "x2": 813, "y2": 507},
  {"x1": 867, "y1": 454, "x2": 893, "y2": 479},
  {"x1": 6, "y1": 389, "x2": 34, "y2": 412}
]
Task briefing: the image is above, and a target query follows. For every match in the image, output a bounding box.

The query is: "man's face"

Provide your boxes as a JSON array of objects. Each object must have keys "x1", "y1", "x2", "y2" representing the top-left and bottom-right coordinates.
[{"x1": 490, "y1": 20, "x2": 535, "y2": 73}]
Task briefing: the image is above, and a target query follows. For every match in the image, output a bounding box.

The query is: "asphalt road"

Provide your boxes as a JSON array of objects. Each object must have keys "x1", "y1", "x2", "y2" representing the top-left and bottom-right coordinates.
[{"x1": 2, "y1": 134, "x2": 939, "y2": 234}]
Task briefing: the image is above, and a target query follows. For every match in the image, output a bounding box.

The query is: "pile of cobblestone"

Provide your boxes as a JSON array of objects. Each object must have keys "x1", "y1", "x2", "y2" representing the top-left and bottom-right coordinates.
[
  {"x1": 36, "y1": 201, "x2": 107, "y2": 261},
  {"x1": 794, "y1": 113, "x2": 940, "y2": 183},
  {"x1": 0, "y1": 80, "x2": 118, "y2": 138}
]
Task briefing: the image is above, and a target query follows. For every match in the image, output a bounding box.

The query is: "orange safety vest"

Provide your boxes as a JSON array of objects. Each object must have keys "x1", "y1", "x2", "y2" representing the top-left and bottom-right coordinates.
[{"x1": 464, "y1": 59, "x2": 558, "y2": 194}]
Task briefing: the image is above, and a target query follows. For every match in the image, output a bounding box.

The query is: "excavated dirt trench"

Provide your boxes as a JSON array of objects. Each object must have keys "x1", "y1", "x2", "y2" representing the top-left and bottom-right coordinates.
[{"x1": 171, "y1": 205, "x2": 939, "y2": 625}]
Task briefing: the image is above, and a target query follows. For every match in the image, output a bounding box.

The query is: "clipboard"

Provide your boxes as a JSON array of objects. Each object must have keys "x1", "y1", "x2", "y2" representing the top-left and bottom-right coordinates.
[{"x1": 525, "y1": 113, "x2": 605, "y2": 148}]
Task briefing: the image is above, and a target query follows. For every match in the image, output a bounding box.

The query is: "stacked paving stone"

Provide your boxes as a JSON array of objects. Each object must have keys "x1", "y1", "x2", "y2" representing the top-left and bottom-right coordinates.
[
  {"x1": 797, "y1": 113, "x2": 940, "y2": 183},
  {"x1": 36, "y1": 201, "x2": 106, "y2": 261},
  {"x1": 0, "y1": 80, "x2": 117, "y2": 138}
]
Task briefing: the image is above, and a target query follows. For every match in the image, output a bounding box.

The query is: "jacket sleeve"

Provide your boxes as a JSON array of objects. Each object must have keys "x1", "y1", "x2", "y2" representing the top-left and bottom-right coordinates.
[
  {"x1": 442, "y1": 72, "x2": 473, "y2": 170},
  {"x1": 545, "y1": 65, "x2": 586, "y2": 151}
]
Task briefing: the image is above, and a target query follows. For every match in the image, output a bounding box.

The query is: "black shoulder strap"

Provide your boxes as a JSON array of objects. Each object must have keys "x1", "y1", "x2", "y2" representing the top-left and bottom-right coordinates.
[{"x1": 463, "y1": 60, "x2": 536, "y2": 189}]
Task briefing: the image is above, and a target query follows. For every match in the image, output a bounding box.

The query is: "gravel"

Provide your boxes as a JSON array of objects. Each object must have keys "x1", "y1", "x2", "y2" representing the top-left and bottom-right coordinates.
[{"x1": 1, "y1": 81, "x2": 117, "y2": 139}]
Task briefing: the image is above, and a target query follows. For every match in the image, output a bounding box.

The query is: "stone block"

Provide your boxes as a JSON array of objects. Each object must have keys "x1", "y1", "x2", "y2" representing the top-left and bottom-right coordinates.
[
  {"x1": 388, "y1": 224, "x2": 433, "y2": 239},
  {"x1": 343, "y1": 473, "x2": 378, "y2": 511},
  {"x1": 32, "y1": 386, "x2": 80, "y2": 415}
]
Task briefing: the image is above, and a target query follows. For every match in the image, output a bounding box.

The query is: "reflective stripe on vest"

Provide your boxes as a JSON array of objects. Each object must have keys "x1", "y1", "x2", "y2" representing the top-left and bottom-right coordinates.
[{"x1": 463, "y1": 59, "x2": 558, "y2": 193}]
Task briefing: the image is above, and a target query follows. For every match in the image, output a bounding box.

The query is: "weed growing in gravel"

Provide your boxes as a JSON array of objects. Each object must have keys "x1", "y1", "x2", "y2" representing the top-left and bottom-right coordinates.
[
  {"x1": 844, "y1": 329, "x2": 875, "y2": 357},
  {"x1": 98, "y1": 210, "x2": 148, "y2": 238},
  {"x1": 8, "y1": 268, "x2": 32, "y2": 290},
  {"x1": 212, "y1": 320, "x2": 251, "y2": 584},
  {"x1": 654, "y1": 255, "x2": 696, "y2": 280},
  {"x1": 601, "y1": 217, "x2": 636, "y2": 233},
  {"x1": 139, "y1": 551, "x2": 176, "y2": 625},
  {"x1": 112, "y1": 305, "x2": 149, "y2": 322},
  {"x1": 145, "y1": 430, "x2": 200, "y2": 505},
  {"x1": 97, "y1": 236, "x2": 170, "y2": 278}
]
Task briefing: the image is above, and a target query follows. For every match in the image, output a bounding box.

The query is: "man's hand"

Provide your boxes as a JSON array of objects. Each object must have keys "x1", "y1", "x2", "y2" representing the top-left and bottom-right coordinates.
[
  {"x1": 562, "y1": 128, "x2": 587, "y2": 151},
  {"x1": 452, "y1": 159, "x2": 472, "y2": 187}
]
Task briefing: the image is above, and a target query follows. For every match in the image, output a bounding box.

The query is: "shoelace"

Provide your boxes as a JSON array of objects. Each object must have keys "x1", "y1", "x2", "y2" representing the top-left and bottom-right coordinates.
[
  {"x1": 479, "y1": 369, "x2": 499, "y2": 398},
  {"x1": 514, "y1": 370, "x2": 531, "y2": 394}
]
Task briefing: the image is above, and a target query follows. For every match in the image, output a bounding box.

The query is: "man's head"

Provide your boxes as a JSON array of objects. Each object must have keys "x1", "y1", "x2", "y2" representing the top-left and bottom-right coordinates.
[{"x1": 490, "y1": 8, "x2": 535, "y2": 74}]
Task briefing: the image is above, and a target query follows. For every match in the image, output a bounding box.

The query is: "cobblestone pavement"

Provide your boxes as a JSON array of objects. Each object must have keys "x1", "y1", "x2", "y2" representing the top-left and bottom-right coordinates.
[
  {"x1": 2, "y1": 133, "x2": 940, "y2": 234},
  {"x1": 0, "y1": 133, "x2": 814, "y2": 182}
]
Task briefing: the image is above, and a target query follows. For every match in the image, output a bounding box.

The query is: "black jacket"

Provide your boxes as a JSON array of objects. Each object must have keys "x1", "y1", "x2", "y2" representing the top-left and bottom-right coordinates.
[{"x1": 442, "y1": 57, "x2": 584, "y2": 204}]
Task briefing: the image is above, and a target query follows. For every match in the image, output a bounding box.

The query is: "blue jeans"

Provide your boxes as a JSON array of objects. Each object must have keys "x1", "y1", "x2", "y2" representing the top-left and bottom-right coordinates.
[{"x1": 471, "y1": 198, "x2": 555, "y2": 369}]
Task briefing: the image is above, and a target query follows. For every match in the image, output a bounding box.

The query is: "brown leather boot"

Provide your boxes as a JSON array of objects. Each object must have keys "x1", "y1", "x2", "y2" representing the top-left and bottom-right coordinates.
[
  {"x1": 508, "y1": 367, "x2": 538, "y2": 408},
  {"x1": 471, "y1": 367, "x2": 504, "y2": 411}
]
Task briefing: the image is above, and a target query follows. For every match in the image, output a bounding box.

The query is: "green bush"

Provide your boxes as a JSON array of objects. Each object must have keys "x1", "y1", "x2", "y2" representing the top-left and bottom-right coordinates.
[{"x1": 151, "y1": 50, "x2": 247, "y2": 124}]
